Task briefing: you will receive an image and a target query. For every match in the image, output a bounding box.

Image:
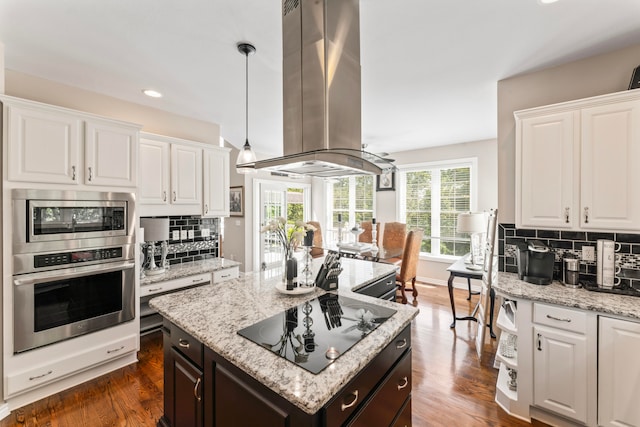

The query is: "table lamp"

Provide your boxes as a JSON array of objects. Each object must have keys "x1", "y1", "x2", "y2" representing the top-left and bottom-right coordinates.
[
  {"x1": 140, "y1": 217, "x2": 170, "y2": 275},
  {"x1": 457, "y1": 212, "x2": 486, "y2": 270}
]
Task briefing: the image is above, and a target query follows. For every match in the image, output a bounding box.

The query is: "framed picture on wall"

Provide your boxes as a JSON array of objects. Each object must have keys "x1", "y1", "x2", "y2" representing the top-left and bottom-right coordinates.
[
  {"x1": 376, "y1": 170, "x2": 395, "y2": 191},
  {"x1": 230, "y1": 186, "x2": 244, "y2": 217}
]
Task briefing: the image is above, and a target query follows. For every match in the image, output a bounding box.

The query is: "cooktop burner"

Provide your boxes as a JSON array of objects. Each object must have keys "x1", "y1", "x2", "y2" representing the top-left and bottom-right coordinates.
[{"x1": 237, "y1": 294, "x2": 397, "y2": 374}]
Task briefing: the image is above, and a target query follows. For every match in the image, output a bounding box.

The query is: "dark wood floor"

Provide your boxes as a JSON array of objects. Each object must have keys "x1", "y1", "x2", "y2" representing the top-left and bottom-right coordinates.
[{"x1": 1, "y1": 284, "x2": 548, "y2": 426}]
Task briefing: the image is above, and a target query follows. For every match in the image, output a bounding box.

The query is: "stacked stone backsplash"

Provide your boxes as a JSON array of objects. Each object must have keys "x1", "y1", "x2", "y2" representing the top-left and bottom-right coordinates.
[
  {"x1": 143, "y1": 215, "x2": 219, "y2": 267},
  {"x1": 499, "y1": 223, "x2": 640, "y2": 291}
]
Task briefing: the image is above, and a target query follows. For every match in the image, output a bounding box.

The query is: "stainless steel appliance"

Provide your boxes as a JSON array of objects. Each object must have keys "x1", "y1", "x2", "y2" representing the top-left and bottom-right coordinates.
[
  {"x1": 11, "y1": 189, "x2": 136, "y2": 353},
  {"x1": 563, "y1": 257, "x2": 580, "y2": 288},
  {"x1": 516, "y1": 240, "x2": 555, "y2": 285}
]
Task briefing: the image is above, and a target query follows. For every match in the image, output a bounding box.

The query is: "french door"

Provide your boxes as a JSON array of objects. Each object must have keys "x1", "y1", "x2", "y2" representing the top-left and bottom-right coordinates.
[{"x1": 254, "y1": 180, "x2": 311, "y2": 272}]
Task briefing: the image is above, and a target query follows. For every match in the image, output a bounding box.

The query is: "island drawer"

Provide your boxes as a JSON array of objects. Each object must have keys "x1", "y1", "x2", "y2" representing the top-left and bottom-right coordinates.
[
  {"x1": 169, "y1": 323, "x2": 203, "y2": 368},
  {"x1": 324, "y1": 325, "x2": 411, "y2": 426},
  {"x1": 355, "y1": 271, "x2": 396, "y2": 299},
  {"x1": 141, "y1": 273, "x2": 211, "y2": 297},
  {"x1": 533, "y1": 303, "x2": 587, "y2": 334},
  {"x1": 347, "y1": 349, "x2": 412, "y2": 426}
]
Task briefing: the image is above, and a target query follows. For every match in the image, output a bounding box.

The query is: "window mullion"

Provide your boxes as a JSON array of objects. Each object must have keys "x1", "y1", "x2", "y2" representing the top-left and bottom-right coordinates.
[{"x1": 432, "y1": 169, "x2": 441, "y2": 256}]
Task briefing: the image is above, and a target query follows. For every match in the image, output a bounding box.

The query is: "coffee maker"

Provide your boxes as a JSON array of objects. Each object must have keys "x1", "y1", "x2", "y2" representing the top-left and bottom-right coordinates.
[{"x1": 516, "y1": 240, "x2": 555, "y2": 285}]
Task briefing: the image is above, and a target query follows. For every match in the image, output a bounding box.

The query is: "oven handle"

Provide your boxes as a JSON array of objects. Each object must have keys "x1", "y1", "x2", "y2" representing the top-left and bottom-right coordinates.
[{"x1": 13, "y1": 261, "x2": 135, "y2": 286}]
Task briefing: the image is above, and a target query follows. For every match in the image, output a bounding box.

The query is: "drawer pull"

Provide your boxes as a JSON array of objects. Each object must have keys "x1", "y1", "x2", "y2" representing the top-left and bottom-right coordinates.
[
  {"x1": 178, "y1": 339, "x2": 190, "y2": 349},
  {"x1": 88, "y1": 166, "x2": 93, "y2": 181},
  {"x1": 107, "y1": 345, "x2": 125, "y2": 354},
  {"x1": 29, "y1": 370, "x2": 53, "y2": 381},
  {"x1": 341, "y1": 390, "x2": 359, "y2": 411},
  {"x1": 163, "y1": 191, "x2": 167, "y2": 202},
  {"x1": 71, "y1": 165, "x2": 76, "y2": 180},
  {"x1": 192, "y1": 279, "x2": 205, "y2": 284},
  {"x1": 397, "y1": 376, "x2": 409, "y2": 390},
  {"x1": 194, "y1": 377, "x2": 202, "y2": 401},
  {"x1": 148, "y1": 287, "x2": 163, "y2": 293},
  {"x1": 396, "y1": 338, "x2": 407, "y2": 349},
  {"x1": 221, "y1": 274, "x2": 231, "y2": 278},
  {"x1": 204, "y1": 204, "x2": 208, "y2": 214},
  {"x1": 537, "y1": 333, "x2": 542, "y2": 351},
  {"x1": 173, "y1": 191, "x2": 177, "y2": 202},
  {"x1": 546, "y1": 314, "x2": 571, "y2": 323}
]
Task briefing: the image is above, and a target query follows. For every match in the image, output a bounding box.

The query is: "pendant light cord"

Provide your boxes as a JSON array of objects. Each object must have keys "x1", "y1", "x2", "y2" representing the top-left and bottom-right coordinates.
[{"x1": 245, "y1": 49, "x2": 249, "y2": 144}]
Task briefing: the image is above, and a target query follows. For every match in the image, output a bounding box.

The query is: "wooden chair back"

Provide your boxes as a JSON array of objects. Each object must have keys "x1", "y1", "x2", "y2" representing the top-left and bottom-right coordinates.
[
  {"x1": 382, "y1": 222, "x2": 407, "y2": 256},
  {"x1": 358, "y1": 221, "x2": 381, "y2": 243},
  {"x1": 396, "y1": 229, "x2": 423, "y2": 304}
]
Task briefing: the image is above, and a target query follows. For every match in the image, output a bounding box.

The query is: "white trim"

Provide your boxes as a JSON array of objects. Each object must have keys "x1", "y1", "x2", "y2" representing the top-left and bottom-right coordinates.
[{"x1": 0, "y1": 403, "x2": 9, "y2": 421}]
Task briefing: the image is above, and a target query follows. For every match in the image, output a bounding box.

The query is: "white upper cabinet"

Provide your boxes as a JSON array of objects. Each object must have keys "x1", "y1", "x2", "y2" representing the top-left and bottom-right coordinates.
[
  {"x1": 515, "y1": 90, "x2": 640, "y2": 231},
  {"x1": 139, "y1": 134, "x2": 229, "y2": 217},
  {"x1": 3, "y1": 96, "x2": 140, "y2": 187},
  {"x1": 203, "y1": 147, "x2": 230, "y2": 217}
]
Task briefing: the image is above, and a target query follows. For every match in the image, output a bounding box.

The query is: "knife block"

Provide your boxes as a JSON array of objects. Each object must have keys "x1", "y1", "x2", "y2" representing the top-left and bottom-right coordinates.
[{"x1": 315, "y1": 264, "x2": 339, "y2": 291}]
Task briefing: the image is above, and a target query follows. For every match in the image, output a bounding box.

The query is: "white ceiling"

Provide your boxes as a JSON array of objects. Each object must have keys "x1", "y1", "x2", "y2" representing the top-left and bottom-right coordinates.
[{"x1": 1, "y1": 0, "x2": 640, "y2": 157}]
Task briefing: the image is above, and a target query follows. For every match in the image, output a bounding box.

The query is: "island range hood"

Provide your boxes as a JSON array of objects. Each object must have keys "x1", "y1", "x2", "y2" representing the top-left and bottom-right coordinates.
[{"x1": 240, "y1": 0, "x2": 394, "y2": 177}]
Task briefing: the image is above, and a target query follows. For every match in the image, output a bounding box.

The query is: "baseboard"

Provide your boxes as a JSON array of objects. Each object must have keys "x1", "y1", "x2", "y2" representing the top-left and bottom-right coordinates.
[
  {"x1": 415, "y1": 276, "x2": 482, "y2": 292},
  {"x1": 0, "y1": 402, "x2": 10, "y2": 421}
]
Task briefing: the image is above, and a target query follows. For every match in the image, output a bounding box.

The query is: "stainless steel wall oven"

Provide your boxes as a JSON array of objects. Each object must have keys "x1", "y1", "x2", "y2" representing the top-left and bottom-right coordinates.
[{"x1": 11, "y1": 189, "x2": 136, "y2": 353}]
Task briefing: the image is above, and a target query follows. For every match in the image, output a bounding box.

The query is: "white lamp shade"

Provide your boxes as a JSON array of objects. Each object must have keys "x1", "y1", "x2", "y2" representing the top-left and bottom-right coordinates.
[
  {"x1": 457, "y1": 212, "x2": 486, "y2": 234},
  {"x1": 236, "y1": 141, "x2": 257, "y2": 174},
  {"x1": 140, "y1": 217, "x2": 169, "y2": 242}
]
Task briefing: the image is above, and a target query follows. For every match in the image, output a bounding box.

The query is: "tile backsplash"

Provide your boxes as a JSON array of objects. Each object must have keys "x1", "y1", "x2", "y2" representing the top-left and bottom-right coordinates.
[
  {"x1": 498, "y1": 223, "x2": 640, "y2": 290},
  {"x1": 142, "y1": 215, "x2": 220, "y2": 267}
]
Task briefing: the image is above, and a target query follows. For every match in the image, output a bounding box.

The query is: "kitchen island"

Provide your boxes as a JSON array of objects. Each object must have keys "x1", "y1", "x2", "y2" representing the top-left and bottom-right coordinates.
[{"x1": 150, "y1": 257, "x2": 419, "y2": 426}]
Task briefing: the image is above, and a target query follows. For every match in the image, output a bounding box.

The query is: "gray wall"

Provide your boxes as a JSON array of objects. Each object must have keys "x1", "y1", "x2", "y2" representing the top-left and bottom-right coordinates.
[{"x1": 498, "y1": 43, "x2": 640, "y2": 223}]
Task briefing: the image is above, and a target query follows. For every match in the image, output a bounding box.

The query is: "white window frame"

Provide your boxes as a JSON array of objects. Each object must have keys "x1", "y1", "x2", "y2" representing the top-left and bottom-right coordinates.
[
  {"x1": 397, "y1": 157, "x2": 478, "y2": 261},
  {"x1": 326, "y1": 176, "x2": 376, "y2": 245}
]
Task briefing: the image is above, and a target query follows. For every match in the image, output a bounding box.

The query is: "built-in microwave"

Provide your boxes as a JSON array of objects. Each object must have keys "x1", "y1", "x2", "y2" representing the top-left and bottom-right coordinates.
[{"x1": 12, "y1": 189, "x2": 136, "y2": 263}]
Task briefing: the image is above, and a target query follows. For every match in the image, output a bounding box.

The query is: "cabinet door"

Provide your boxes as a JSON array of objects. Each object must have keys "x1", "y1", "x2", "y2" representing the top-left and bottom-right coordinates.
[
  {"x1": 517, "y1": 111, "x2": 577, "y2": 229},
  {"x1": 6, "y1": 104, "x2": 82, "y2": 184},
  {"x1": 203, "y1": 148, "x2": 229, "y2": 217},
  {"x1": 167, "y1": 348, "x2": 203, "y2": 427},
  {"x1": 598, "y1": 317, "x2": 640, "y2": 427},
  {"x1": 533, "y1": 325, "x2": 587, "y2": 424},
  {"x1": 581, "y1": 100, "x2": 640, "y2": 230},
  {"x1": 139, "y1": 138, "x2": 170, "y2": 206},
  {"x1": 171, "y1": 144, "x2": 202, "y2": 207},
  {"x1": 85, "y1": 119, "x2": 138, "y2": 187}
]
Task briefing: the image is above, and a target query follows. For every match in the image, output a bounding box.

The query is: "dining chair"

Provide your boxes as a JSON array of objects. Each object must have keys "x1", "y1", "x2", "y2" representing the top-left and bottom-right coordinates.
[
  {"x1": 396, "y1": 229, "x2": 424, "y2": 304},
  {"x1": 382, "y1": 222, "x2": 407, "y2": 265},
  {"x1": 474, "y1": 209, "x2": 498, "y2": 361},
  {"x1": 307, "y1": 221, "x2": 324, "y2": 258},
  {"x1": 358, "y1": 221, "x2": 380, "y2": 244}
]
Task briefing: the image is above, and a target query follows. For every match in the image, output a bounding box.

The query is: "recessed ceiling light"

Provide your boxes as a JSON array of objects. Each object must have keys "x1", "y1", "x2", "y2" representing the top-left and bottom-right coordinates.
[
  {"x1": 539, "y1": 0, "x2": 560, "y2": 4},
  {"x1": 142, "y1": 89, "x2": 163, "y2": 98}
]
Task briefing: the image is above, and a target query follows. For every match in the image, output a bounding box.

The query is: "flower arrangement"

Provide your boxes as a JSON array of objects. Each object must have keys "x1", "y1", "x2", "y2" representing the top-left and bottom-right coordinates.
[{"x1": 260, "y1": 217, "x2": 317, "y2": 258}]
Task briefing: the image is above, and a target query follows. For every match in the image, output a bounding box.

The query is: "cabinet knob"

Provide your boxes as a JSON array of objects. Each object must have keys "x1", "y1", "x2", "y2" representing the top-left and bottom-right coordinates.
[
  {"x1": 546, "y1": 314, "x2": 571, "y2": 323},
  {"x1": 106, "y1": 345, "x2": 125, "y2": 354},
  {"x1": 340, "y1": 390, "x2": 359, "y2": 411},
  {"x1": 395, "y1": 338, "x2": 407, "y2": 349},
  {"x1": 178, "y1": 339, "x2": 190, "y2": 349},
  {"x1": 397, "y1": 376, "x2": 409, "y2": 390},
  {"x1": 537, "y1": 333, "x2": 542, "y2": 351}
]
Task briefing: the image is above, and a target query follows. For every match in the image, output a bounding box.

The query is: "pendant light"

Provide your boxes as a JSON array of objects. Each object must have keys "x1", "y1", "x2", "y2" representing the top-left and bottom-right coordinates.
[{"x1": 236, "y1": 42, "x2": 257, "y2": 174}]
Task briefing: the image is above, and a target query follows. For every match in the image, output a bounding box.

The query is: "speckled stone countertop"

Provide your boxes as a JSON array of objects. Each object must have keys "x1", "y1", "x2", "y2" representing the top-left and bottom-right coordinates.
[
  {"x1": 495, "y1": 272, "x2": 640, "y2": 321},
  {"x1": 149, "y1": 257, "x2": 418, "y2": 415},
  {"x1": 140, "y1": 258, "x2": 241, "y2": 285}
]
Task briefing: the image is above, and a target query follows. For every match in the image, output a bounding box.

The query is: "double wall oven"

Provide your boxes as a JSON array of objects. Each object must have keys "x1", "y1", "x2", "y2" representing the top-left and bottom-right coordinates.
[{"x1": 12, "y1": 189, "x2": 136, "y2": 353}]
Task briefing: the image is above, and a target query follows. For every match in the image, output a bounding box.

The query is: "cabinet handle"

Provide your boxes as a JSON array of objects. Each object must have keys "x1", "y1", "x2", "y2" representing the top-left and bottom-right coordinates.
[
  {"x1": 173, "y1": 191, "x2": 177, "y2": 202},
  {"x1": 584, "y1": 207, "x2": 589, "y2": 224},
  {"x1": 546, "y1": 314, "x2": 571, "y2": 322},
  {"x1": 340, "y1": 390, "x2": 359, "y2": 411},
  {"x1": 395, "y1": 338, "x2": 407, "y2": 349},
  {"x1": 107, "y1": 345, "x2": 125, "y2": 354},
  {"x1": 220, "y1": 274, "x2": 230, "y2": 278},
  {"x1": 194, "y1": 377, "x2": 202, "y2": 402},
  {"x1": 163, "y1": 191, "x2": 167, "y2": 202},
  {"x1": 192, "y1": 279, "x2": 205, "y2": 284},
  {"x1": 88, "y1": 166, "x2": 93, "y2": 181},
  {"x1": 205, "y1": 204, "x2": 208, "y2": 214},
  {"x1": 72, "y1": 165, "x2": 76, "y2": 180},
  {"x1": 29, "y1": 370, "x2": 53, "y2": 381},
  {"x1": 178, "y1": 339, "x2": 190, "y2": 349},
  {"x1": 397, "y1": 376, "x2": 409, "y2": 390},
  {"x1": 564, "y1": 207, "x2": 570, "y2": 223},
  {"x1": 537, "y1": 333, "x2": 542, "y2": 351},
  {"x1": 148, "y1": 287, "x2": 163, "y2": 293}
]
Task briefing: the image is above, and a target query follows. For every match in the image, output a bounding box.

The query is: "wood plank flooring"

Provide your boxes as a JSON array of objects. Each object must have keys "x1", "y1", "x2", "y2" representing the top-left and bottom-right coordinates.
[{"x1": 1, "y1": 284, "x2": 549, "y2": 426}]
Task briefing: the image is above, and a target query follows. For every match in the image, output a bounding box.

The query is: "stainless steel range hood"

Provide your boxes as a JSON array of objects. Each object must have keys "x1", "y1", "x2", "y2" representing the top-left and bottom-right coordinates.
[{"x1": 241, "y1": 0, "x2": 393, "y2": 177}]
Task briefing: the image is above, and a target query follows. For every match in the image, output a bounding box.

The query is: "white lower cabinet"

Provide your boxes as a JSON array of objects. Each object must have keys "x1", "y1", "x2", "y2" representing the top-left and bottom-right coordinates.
[{"x1": 598, "y1": 316, "x2": 640, "y2": 427}]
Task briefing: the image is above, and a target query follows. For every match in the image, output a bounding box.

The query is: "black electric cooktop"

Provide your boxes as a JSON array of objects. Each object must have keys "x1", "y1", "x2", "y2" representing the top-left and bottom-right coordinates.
[{"x1": 237, "y1": 294, "x2": 397, "y2": 374}]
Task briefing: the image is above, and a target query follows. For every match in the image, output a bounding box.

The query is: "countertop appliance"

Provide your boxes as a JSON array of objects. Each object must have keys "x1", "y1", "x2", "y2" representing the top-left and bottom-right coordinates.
[
  {"x1": 238, "y1": 294, "x2": 396, "y2": 374},
  {"x1": 516, "y1": 240, "x2": 554, "y2": 285}
]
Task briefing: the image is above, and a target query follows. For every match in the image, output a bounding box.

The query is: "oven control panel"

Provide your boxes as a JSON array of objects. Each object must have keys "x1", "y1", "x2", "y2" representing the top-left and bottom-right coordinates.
[{"x1": 34, "y1": 247, "x2": 123, "y2": 268}]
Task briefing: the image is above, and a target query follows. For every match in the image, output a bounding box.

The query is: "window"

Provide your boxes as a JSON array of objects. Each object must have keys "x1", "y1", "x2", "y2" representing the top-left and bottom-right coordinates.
[
  {"x1": 399, "y1": 159, "x2": 477, "y2": 257},
  {"x1": 327, "y1": 176, "x2": 375, "y2": 244}
]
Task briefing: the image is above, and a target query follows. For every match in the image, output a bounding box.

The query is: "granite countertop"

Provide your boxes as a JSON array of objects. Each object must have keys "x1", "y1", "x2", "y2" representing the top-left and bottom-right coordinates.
[
  {"x1": 140, "y1": 257, "x2": 241, "y2": 285},
  {"x1": 494, "y1": 272, "x2": 640, "y2": 321},
  {"x1": 149, "y1": 257, "x2": 419, "y2": 415}
]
